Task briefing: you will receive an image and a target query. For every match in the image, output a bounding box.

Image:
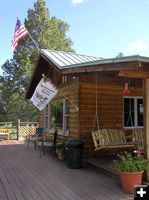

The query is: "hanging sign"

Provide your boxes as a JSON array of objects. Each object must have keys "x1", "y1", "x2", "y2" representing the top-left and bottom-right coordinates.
[{"x1": 30, "y1": 77, "x2": 58, "y2": 111}]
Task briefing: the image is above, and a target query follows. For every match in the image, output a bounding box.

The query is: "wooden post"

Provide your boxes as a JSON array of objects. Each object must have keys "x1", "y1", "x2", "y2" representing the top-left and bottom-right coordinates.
[
  {"x1": 144, "y1": 79, "x2": 149, "y2": 181},
  {"x1": 17, "y1": 119, "x2": 20, "y2": 140}
]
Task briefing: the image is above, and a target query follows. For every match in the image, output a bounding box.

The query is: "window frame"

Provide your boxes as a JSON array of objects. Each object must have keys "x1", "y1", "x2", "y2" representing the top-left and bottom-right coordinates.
[
  {"x1": 44, "y1": 98, "x2": 69, "y2": 135},
  {"x1": 123, "y1": 96, "x2": 143, "y2": 129}
]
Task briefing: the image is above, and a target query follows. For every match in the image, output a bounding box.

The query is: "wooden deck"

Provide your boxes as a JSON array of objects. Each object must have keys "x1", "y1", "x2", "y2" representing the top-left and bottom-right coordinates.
[{"x1": 0, "y1": 140, "x2": 133, "y2": 200}]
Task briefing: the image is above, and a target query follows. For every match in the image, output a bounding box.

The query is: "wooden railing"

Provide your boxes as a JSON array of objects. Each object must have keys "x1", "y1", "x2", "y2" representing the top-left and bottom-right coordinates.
[{"x1": 0, "y1": 121, "x2": 39, "y2": 140}]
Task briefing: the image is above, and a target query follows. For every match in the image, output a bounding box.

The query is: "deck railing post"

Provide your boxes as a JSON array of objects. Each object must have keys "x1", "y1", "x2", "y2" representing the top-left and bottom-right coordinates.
[{"x1": 17, "y1": 119, "x2": 20, "y2": 140}]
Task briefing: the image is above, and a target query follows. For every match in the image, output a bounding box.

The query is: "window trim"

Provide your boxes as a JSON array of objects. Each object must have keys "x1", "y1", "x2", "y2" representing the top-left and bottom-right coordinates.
[
  {"x1": 123, "y1": 96, "x2": 143, "y2": 129},
  {"x1": 44, "y1": 98, "x2": 69, "y2": 135}
]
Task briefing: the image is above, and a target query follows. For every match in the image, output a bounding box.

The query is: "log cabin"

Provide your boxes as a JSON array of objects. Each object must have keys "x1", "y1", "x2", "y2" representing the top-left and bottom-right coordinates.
[{"x1": 26, "y1": 49, "x2": 149, "y2": 180}]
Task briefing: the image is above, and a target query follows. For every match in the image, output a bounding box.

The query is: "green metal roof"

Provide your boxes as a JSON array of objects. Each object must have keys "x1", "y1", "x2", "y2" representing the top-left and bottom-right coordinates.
[
  {"x1": 41, "y1": 49, "x2": 149, "y2": 70},
  {"x1": 41, "y1": 49, "x2": 103, "y2": 69}
]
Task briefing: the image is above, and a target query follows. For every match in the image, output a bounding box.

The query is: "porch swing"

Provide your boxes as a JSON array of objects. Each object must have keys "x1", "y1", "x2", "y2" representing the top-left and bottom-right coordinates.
[{"x1": 91, "y1": 75, "x2": 136, "y2": 151}]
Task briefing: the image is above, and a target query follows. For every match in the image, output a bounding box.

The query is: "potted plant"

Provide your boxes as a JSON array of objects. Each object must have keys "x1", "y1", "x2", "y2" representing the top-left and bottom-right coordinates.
[{"x1": 113, "y1": 150, "x2": 148, "y2": 194}]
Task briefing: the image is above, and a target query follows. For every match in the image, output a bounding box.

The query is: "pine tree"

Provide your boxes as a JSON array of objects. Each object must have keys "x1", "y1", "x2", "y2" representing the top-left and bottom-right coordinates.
[{"x1": 0, "y1": 0, "x2": 74, "y2": 122}]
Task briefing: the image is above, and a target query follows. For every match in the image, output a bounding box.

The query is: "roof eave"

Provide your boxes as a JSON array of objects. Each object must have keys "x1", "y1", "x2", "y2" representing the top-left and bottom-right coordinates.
[
  {"x1": 41, "y1": 49, "x2": 62, "y2": 70},
  {"x1": 26, "y1": 53, "x2": 61, "y2": 99},
  {"x1": 61, "y1": 60, "x2": 141, "y2": 75},
  {"x1": 62, "y1": 55, "x2": 149, "y2": 70}
]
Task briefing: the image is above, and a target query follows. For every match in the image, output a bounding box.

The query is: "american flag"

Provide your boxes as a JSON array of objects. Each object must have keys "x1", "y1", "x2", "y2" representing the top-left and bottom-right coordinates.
[{"x1": 12, "y1": 19, "x2": 29, "y2": 51}]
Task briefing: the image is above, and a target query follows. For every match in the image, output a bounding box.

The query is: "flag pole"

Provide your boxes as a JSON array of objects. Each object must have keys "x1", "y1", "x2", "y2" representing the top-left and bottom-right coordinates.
[{"x1": 27, "y1": 32, "x2": 41, "y2": 54}]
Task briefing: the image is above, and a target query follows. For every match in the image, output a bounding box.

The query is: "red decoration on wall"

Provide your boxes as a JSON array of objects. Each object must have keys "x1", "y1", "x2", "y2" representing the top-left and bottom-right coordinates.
[{"x1": 123, "y1": 82, "x2": 130, "y2": 95}]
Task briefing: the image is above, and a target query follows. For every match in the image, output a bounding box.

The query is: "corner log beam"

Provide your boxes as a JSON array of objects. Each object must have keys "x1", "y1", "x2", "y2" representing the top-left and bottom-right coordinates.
[{"x1": 144, "y1": 79, "x2": 149, "y2": 181}]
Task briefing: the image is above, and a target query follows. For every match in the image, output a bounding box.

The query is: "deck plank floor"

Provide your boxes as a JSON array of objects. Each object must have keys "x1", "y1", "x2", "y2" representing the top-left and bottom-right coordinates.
[{"x1": 0, "y1": 140, "x2": 133, "y2": 200}]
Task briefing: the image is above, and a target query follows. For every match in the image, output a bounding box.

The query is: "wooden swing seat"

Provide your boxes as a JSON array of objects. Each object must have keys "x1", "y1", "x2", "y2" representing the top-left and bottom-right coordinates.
[{"x1": 92, "y1": 129, "x2": 136, "y2": 151}]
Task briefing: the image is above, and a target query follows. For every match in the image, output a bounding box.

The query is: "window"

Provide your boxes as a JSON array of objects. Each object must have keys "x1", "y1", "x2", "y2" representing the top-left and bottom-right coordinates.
[
  {"x1": 124, "y1": 96, "x2": 143, "y2": 128},
  {"x1": 45, "y1": 99, "x2": 69, "y2": 135}
]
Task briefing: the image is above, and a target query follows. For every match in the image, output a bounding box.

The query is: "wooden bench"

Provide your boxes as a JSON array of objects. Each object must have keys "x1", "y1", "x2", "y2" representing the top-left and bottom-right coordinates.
[
  {"x1": 92, "y1": 129, "x2": 136, "y2": 151},
  {"x1": 0, "y1": 128, "x2": 10, "y2": 141}
]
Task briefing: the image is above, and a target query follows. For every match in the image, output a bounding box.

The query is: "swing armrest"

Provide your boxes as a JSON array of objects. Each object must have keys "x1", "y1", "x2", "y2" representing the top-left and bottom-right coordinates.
[
  {"x1": 92, "y1": 130, "x2": 107, "y2": 140},
  {"x1": 92, "y1": 129, "x2": 111, "y2": 149}
]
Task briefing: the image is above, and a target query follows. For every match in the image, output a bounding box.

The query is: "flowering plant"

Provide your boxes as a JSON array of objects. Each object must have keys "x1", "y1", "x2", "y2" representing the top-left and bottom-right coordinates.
[{"x1": 113, "y1": 150, "x2": 148, "y2": 173}]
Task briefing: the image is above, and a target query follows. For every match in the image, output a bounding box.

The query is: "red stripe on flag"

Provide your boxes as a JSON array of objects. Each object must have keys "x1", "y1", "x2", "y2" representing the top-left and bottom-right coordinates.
[{"x1": 12, "y1": 22, "x2": 29, "y2": 51}]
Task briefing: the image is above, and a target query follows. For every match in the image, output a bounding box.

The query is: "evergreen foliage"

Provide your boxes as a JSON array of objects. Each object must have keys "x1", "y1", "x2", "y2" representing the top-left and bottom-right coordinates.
[{"x1": 0, "y1": 0, "x2": 74, "y2": 122}]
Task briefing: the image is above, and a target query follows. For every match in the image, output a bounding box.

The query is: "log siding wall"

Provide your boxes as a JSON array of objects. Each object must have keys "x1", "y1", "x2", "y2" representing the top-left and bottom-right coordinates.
[
  {"x1": 57, "y1": 83, "x2": 80, "y2": 138},
  {"x1": 38, "y1": 73, "x2": 143, "y2": 157},
  {"x1": 79, "y1": 74, "x2": 143, "y2": 156}
]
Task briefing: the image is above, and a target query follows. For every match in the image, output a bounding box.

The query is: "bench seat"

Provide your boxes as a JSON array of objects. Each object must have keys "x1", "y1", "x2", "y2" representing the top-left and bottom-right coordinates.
[{"x1": 92, "y1": 129, "x2": 136, "y2": 151}]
